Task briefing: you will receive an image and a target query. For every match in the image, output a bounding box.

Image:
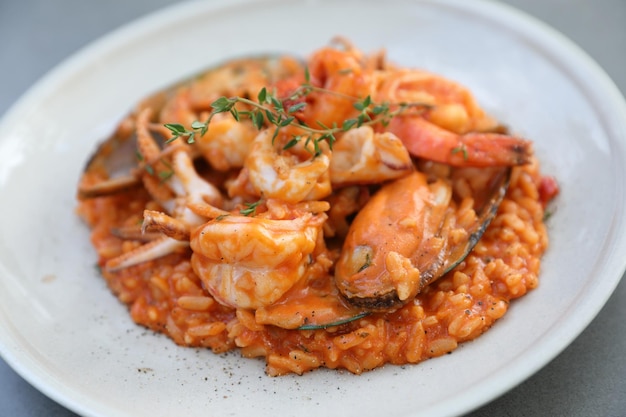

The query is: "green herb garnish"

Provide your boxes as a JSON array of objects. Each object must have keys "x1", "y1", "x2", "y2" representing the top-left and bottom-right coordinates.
[
  {"x1": 239, "y1": 200, "x2": 262, "y2": 216},
  {"x1": 164, "y1": 68, "x2": 431, "y2": 156},
  {"x1": 451, "y1": 145, "x2": 469, "y2": 160},
  {"x1": 297, "y1": 312, "x2": 370, "y2": 330},
  {"x1": 357, "y1": 253, "x2": 372, "y2": 272}
]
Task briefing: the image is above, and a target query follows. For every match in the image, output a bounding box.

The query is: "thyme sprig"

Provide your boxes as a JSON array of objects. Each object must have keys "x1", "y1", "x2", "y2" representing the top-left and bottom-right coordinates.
[{"x1": 164, "y1": 71, "x2": 431, "y2": 156}]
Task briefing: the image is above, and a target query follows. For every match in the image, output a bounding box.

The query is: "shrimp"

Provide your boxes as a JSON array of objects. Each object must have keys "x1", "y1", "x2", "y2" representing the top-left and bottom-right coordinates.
[
  {"x1": 193, "y1": 113, "x2": 258, "y2": 171},
  {"x1": 329, "y1": 125, "x2": 413, "y2": 186},
  {"x1": 190, "y1": 201, "x2": 328, "y2": 309},
  {"x1": 242, "y1": 128, "x2": 332, "y2": 203},
  {"x1": 297, "y1": 47, "x2": 374, "y2": 128},
  {"x1": 287, "y1": 46, "x2": 533, "y2": 168},
  {"x1": 384, "y1": 115, "x2": 532, "y2": 167},
  {"x1": 372, "y1": 69, "x2": 533, "y2": 167},
  {"x1": 373, "y1": 68, "x2": 499, "y2": 134},
  {"x1": 138, "y1": 197, "x2": 331, "y2": 310}
]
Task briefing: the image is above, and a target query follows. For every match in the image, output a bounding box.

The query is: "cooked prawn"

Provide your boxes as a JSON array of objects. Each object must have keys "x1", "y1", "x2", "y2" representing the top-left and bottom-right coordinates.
[
  {"x1": 281, "y1": 47, "x2": 532, "y2": 168},
  {"x1": 193, "y1": 113, "x2": 258, "y2": 171},
  {"x1": 329, "y1": 125, "x2": 413, "y2": 186},
  {"x1": 242, "y1": 128, "x2": 332, "y2": 203},
  {"x1": 190, "y1": 201, "x2": 328, "y2": 309}
]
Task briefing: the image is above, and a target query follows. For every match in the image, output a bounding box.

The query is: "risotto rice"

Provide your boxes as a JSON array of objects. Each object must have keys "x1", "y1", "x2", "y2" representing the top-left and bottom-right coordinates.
[{"x1": 76, "y1": 40, "x2": 557, "y2": 376}]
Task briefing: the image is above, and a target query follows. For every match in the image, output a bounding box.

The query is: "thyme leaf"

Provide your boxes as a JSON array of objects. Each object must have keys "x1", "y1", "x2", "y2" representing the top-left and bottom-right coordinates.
[
  {"x1": 240, "y1": 200, "x2": 262, "y2": 216},
  {"x1": 297, "y1": 312, "x2": 370, "y2": 330},
  {"x1": 357, "y1": 253, "x2": 372, "y2": 272},
  {"x1": 451, "y1": 145, "x2": 469, "y2": 161},
  {"x1": 543, "y1": 207, "x2": 555, "y2": 221}
]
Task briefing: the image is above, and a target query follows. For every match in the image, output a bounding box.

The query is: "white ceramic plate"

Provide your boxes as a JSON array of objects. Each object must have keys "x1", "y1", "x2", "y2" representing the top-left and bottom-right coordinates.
[{"x1": 1, "y1": 0, "x2": 625, "y2": 416}]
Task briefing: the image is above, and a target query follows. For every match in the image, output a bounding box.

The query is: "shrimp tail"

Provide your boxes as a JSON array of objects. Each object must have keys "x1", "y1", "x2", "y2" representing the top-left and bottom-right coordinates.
[{"x1": 387, "y1": 115, "x2": 533, "y2": 167}]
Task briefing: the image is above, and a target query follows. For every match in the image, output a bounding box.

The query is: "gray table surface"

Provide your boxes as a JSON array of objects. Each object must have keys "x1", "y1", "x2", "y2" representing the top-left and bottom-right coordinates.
[{"x1": 1, "y1": 0, "x2": 625, "y2": 416}]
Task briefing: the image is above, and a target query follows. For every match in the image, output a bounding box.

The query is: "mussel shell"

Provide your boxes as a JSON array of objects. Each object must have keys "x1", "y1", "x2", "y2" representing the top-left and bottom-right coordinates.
[
  {"x1": 442, "y1": 167, "x2": 511, "y2": 274},
  {"x1": 340, "y1": 167, "x2": 511, "y2": 311}
]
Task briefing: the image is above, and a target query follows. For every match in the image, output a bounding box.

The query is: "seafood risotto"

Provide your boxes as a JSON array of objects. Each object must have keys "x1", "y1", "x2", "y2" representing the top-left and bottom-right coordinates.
[{"x1": 76, "y1": 40, "x2": 558, "y2": 376}]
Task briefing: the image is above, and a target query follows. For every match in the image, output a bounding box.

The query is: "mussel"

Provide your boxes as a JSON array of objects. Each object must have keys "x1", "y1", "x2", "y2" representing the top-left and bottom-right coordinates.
[{"x1": 334, "y1": 167, "x2": 510, "y2": 311}]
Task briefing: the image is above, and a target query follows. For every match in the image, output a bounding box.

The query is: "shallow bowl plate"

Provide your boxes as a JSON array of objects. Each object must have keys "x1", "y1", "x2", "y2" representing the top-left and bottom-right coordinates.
[{"x1": 1, "y1": 0, "x2": 625, "y2": 416}]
